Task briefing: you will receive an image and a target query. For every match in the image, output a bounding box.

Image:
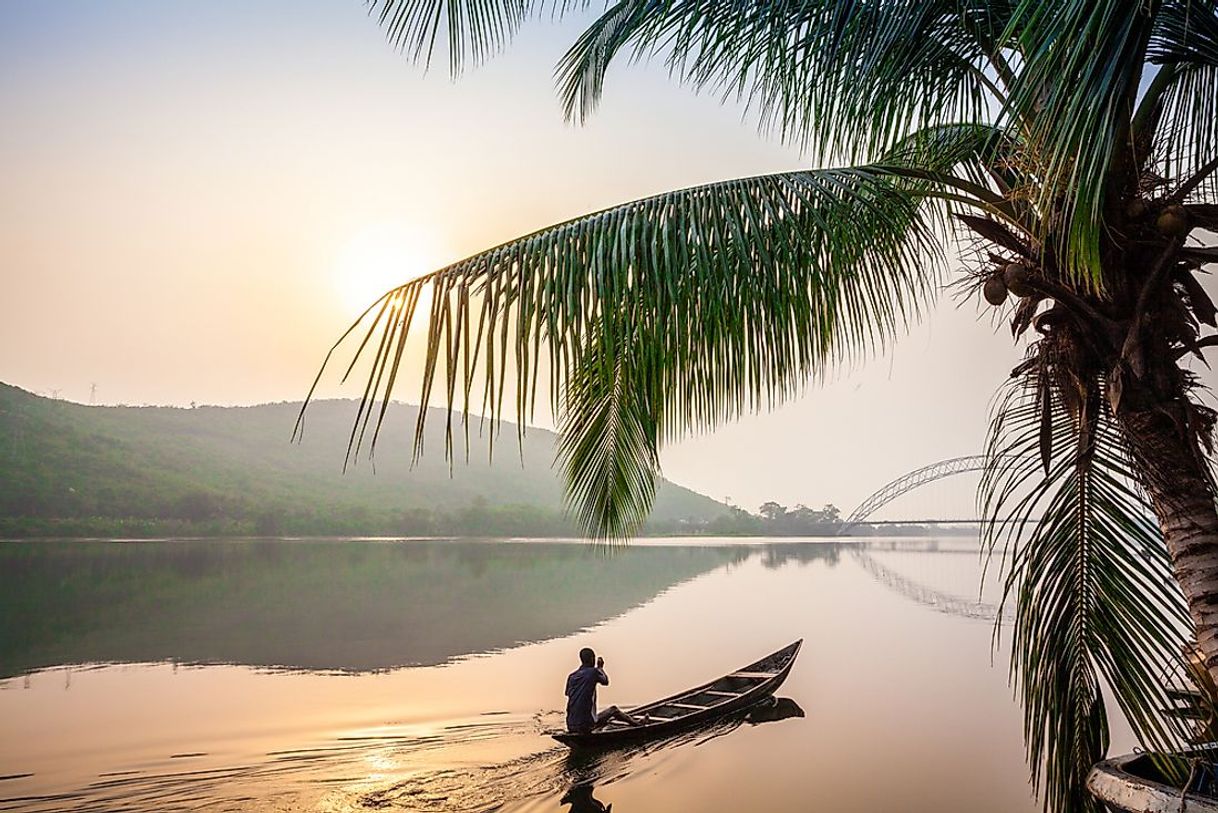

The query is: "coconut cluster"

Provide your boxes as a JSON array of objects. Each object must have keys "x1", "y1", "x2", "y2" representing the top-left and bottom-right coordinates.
[
  {"x1": 979, "y1": 199, "x2": 1194, "y2": 310},
  {"x1": 984, "y1": 260, "x2": 1037, "y2": 306},
  {"x1": 1156, "y1": 204, "x2": 1190, "y2": 237},
  {"x1": 1126, "y1": 198, "x2": 1191, "y2": 237}
]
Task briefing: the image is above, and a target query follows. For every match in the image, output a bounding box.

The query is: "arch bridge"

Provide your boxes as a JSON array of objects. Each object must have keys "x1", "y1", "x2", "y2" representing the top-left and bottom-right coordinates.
[{"x1": 837, "y1": 455, "x2": 989, "y2": 534}]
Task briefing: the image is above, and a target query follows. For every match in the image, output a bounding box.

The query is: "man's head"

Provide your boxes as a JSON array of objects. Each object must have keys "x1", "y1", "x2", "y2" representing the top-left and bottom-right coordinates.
[{"x1": 579, "y1": 647, "x2": 596, "y2": 667}]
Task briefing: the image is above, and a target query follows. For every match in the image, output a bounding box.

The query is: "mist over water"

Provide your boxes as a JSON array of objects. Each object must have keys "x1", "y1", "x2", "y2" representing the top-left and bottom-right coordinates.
[{"x1": 0, "y1": 538, "x2": 1070, "y2": 812}]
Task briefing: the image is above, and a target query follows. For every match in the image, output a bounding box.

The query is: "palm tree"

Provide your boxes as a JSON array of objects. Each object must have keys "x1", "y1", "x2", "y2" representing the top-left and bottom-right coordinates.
[{"x1": 299, "y1": 2, "x2": 1218, "y2": 810}]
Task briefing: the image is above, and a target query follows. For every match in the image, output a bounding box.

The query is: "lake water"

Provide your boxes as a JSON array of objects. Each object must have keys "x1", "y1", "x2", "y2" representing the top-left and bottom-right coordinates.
[{"x1": 0, "y1": 537, "x2": 1121, "y2": 812}]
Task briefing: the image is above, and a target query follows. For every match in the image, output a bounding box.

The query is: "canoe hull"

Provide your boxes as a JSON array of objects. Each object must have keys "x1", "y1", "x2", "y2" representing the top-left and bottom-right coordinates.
[
  {"x1": 552, "y1": 640, "x2": 802, "y2": 750},
  {"x1": 1087, "y1": 752, "x2": 1218, "y2": 813}
]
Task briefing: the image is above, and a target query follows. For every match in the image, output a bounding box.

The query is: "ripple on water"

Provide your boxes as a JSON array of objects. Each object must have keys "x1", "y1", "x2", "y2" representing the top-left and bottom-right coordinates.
[{"x1": 1, "y1": 705, "x2": 782, "y2": 813}]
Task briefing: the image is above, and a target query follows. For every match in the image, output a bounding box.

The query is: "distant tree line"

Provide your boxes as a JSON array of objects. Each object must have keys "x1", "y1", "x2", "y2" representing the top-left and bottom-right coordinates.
[
  {"x1": 2, "y1": 499, "x2": 568, "y2": 539},
  {"x1": 1, "y1": 473, "x2": 954, "y2": 540},
  {"x1": 0, "y1": 492, "x2": 720, "y2": 539},
  {"x1": 757, "y1": 501, "x2": 843, "y2": 533},
  {"x1": 696, "y1": 501, "x2": 842, "y2": 536},
  {"x1": 696, "y1": 501, "x2": 969, "y2": 538}
]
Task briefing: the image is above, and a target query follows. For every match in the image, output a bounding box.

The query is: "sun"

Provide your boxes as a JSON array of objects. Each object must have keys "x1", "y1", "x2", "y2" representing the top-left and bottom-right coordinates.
[{"x1": 333, "y1": 223, "x2": 445, "y2": 315}]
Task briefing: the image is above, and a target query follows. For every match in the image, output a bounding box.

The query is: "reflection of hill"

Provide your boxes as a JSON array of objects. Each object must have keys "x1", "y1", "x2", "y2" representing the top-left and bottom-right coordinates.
[{"x1": 0, "y1": 540, "x2": 747, "y2": 677}]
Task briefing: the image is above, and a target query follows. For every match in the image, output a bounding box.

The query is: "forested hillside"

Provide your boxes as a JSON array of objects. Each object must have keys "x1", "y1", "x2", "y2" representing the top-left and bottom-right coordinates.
[{"x1": 0, "y1": 383, "x2": 727, "y2": 537}]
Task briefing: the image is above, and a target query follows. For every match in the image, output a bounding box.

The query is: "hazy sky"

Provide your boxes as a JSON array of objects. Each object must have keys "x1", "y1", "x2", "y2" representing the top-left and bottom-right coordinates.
[{"x1": 5, "y1": 2, "x2": 1207, "y2": 518}]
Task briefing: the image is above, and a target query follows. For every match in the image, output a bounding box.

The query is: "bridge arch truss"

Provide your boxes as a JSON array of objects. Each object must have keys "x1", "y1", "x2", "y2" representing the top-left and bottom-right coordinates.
[{"x1": 839, "y1": 455, "x2": 989, "y2": 533}]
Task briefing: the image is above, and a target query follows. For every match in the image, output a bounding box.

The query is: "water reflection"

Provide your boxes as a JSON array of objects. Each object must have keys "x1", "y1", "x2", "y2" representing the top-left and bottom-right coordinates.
[
  {"x1": 561, "y1": 783, "x2": 611, "y2": 813},
  {"x1": 758, "y1": 542, "x2": 845, "y2": 569},
  {"x1": 746, "y1": 696, "x2": 806, "y2": 724},
  {"x1": 559, "y1": 698, "x2": 806, "y2": 813},
  {"x1": 0, "y1": 537, "x2": 1044, "y2": 813},
  {"x1": 851, "y1": 548, "x2": 1011, "y2": 621},
  {"x1": 0, "y1": 540, "x2": 750, "y2": 677}
]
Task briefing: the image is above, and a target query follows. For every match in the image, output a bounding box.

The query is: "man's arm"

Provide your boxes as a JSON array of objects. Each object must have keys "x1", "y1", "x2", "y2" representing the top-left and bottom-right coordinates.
[{"x1": 596, "y1": 658, "x2": 609, "y2": 686}]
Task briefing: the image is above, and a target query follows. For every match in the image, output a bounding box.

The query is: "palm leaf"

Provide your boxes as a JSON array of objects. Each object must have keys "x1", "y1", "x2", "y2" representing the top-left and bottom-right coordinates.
[
  {"x1": 557, "y1": 331, "x2": 660, "y2": 539},
  {"x1": 1151, "y1": 0, "x2": 1218, "y2": 69},
  {"x1": 299, "y1": 153, "x2": 1003, "y2": 536},
  {"x1": 1149, "y1": 0, "x2": 1218, "y2": 201},
  {"x1": 981, "y1": 361, "x2": 1192, "y2": 813},
  {"x1": 1000, "y1": 1, "x2": 1158, "y2": 285},
  {"x1": 366, "y1": 0, "x2": 552, "y2": 73},
  {"x1": 557, "y1": 0, "x2": 1014, "y2": 159}
]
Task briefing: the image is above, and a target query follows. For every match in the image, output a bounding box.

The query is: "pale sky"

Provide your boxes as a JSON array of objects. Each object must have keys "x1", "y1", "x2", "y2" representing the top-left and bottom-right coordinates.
[{"x1": 4, "y1": 2, "x2": 1207, "y2": 519}]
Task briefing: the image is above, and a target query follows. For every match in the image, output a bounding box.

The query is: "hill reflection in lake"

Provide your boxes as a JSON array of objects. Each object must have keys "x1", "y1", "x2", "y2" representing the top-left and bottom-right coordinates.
[{"x1": 0, "y1": 539, "x2": 783, "y2": 677}]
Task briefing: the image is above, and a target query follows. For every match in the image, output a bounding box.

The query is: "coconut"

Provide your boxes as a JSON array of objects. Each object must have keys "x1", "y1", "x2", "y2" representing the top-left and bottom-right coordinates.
[
  {"x1": 983, "y1": 274, "x2": 1009, "y2": 306},
  {"x1": 1157, "y1": 204, "x2": 1191, "y2": 237},
  {"x1": 1125, "y1": 199, "x2": 1147, "y2": 220},
  {"x1": 1003, "y1": 262, "x2": 1034, "y2": 298}
]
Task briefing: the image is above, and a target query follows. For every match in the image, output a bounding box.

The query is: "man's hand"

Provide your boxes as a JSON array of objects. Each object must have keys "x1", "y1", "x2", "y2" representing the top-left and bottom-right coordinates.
[{"x1": 596, "y1": 657, "x2": 605, "y2": 669}]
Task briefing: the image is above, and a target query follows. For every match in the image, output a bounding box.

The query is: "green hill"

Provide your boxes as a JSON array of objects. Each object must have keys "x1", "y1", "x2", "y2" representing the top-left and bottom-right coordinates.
[{"x1": 0, "y1": 383, "x2": 728, "y2": 538}]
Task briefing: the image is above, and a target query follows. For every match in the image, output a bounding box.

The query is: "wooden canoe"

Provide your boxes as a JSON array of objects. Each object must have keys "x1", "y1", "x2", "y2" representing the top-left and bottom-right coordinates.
[
  {"x1": 1088, "y1": 751, "x2": 1218, "y2": 812},
  {"x1": 551, "y1": 640, "x2": 803, "y2": 749}
]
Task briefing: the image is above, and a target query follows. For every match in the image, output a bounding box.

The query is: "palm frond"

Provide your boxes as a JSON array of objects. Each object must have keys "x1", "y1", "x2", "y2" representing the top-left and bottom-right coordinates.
[
  {"x1": 365, "y1": 0, "x2": 565, "y2": 74},
  {"x1": 981, "y1": 361, "x2": 1192, "y2": 813},
  {"x1": 1150, "y1": 0, "x2": 1218, "y2": 202},
  {"x1": 299, "y1": 155, "x2": 992, "y2": 536},
  {"x1": 1151, "y1": 0, "x2": 1218, "y2": 70},
  {"x1": 557, "y1": 333, "x2": 660, "y2": 539},
  {"x1": 1001, "y1": 1, "x2": 1158, "y2": 285},
  {"x1": 882, "y1": 122, "x2": 1018, "y2": 201},
  {"x1": 557, "y1": 0, "x2": 1014, "y2": 159}
]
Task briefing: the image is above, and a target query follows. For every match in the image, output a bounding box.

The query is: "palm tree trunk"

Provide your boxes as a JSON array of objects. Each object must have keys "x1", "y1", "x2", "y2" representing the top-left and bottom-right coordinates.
[{"x1": 1119, "y1": 401, "x2": 1218, "y2": 683}]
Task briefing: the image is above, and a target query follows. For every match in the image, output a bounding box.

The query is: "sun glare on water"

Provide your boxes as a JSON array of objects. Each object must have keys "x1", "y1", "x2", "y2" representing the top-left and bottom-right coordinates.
[{"x1": 333, "y1": 223, "x2": 447, "y2": 316}]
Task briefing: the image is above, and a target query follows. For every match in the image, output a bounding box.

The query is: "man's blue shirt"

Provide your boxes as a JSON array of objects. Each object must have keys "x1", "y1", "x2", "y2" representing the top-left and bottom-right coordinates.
[{"x1": 565, "y1": 665, "x2": 608, "y2": 732}]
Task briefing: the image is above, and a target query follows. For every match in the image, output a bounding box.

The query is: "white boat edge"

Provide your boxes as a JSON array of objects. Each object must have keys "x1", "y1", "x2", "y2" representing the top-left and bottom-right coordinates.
[{"x1": 1087, "y1": 752, "x2": 1218, "y2": 813}]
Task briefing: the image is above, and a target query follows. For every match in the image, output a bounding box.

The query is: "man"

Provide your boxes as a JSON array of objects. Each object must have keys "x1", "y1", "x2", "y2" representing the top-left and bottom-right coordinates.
[{"x1": 564, "y1": 647, "x2": 644, "y2": 733}]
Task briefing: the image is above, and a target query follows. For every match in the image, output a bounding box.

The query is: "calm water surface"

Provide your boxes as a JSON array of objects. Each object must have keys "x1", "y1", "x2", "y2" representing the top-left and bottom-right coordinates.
[{"x1": 0, "y1": 537, "x2": 1120, "y2": 812}]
